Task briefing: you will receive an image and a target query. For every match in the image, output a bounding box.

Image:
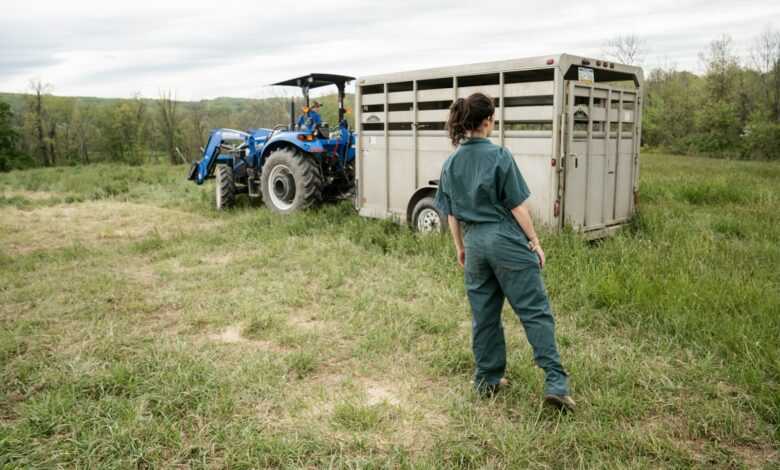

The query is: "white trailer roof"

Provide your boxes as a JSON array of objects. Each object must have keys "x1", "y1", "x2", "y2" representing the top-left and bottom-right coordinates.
[{"x1": 358, "y1": 53, "x2": 643, "y2": 87}]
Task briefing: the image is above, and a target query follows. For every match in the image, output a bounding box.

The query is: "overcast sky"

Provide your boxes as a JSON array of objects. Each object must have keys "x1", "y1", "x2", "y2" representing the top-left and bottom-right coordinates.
[{"x1": 1, "y1": 0, "x2": 779, "y2": 100}]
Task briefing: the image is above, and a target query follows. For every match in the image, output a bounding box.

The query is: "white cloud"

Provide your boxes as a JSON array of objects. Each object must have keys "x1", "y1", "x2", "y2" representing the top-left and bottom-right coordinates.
[{"x1": 1, "y1": 0, "x2": 778, "y2": 99}]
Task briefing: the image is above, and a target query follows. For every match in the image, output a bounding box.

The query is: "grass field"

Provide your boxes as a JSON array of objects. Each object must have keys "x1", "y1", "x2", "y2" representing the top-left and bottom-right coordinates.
[{"x1": 1, "y1": 152, "x2": 778, "y2": 468}]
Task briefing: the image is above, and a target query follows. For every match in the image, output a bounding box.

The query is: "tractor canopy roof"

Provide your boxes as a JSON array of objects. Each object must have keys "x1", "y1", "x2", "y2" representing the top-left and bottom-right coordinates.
[{"x1": 272, "y1": 73, "x2": 355, "y2": 89}]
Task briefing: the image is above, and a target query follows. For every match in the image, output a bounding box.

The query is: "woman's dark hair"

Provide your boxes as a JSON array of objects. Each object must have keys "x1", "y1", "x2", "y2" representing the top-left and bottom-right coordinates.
[{"x1": 447, "y1": 92, "x2": 495, "y2": 146}]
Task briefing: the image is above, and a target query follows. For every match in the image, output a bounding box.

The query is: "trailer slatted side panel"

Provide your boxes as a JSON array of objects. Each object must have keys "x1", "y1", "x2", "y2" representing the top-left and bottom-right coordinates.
[{"x1": 357, "y1": 54, "x2": 643, "y2": 237}]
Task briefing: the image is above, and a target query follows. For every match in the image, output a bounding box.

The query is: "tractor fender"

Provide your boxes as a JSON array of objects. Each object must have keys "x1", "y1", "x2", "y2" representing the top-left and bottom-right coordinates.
[
  {"x1": 260, "y1": 134, "x2": 324, "y2": 163},
  {"x1": 406, "y1": 185, "x2": 439, "y2": 225}
]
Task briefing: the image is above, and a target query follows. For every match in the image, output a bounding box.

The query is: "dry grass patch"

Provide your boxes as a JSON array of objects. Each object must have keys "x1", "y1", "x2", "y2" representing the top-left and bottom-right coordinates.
[
  {"x1": 0, "y1": 200, "x2": 218, "y2": 254},
  {"x1": 1, "y1": 189, "x2": 69, "y2": 201},
  {"x1": 207, "y1": 323, "x2": 286, "y2": 353}
]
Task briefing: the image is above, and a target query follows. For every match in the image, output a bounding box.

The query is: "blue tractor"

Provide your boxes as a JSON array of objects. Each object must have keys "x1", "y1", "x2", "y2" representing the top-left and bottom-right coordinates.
[{"x1": 187, "y1": 73, "x2": 356, "y2": 213}]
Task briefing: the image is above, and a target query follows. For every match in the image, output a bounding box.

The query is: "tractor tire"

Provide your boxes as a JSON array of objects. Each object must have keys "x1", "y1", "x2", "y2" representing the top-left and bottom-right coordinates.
[
  {"x1": 215, "y1": 164, "x2": 235, "y2": 210},
  {"x1": 411, "y1": 196, "x2": 447, "y2": 234},
  {"x1": 261, "y1": 148, "x2": 323, "y2": 214}
]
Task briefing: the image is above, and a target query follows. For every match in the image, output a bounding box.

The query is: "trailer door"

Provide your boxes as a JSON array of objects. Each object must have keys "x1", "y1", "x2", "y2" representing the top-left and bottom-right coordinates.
[{"x1": 563, "y1": 80, "x2": 638, "y2": 232}]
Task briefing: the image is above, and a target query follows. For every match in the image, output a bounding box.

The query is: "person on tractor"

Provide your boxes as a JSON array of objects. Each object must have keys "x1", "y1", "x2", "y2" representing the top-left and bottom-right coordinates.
[{"x1": 297, "y1": 100, "x2": 323, "y2": 131}]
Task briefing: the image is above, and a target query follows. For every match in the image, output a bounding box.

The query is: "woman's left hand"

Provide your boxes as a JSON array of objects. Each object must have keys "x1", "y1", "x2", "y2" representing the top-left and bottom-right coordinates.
[
  {"x1": 528, "y1": 240, "x2": 545, "y2": 269},
  {"x1": 457, "y1": 248, "x2": 466, "y2": 268}
]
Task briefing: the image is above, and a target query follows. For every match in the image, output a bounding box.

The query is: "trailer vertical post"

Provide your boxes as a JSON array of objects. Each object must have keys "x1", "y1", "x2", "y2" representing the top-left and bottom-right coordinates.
[
  {"x1": 584, "y1": 86, "x2": 593, "y2": 228},
  {"x1": 383, "y1": 82, "x2": 389, "y2": 213},
  {"x1": 499, "y1": 72, "x2": 505, "y2": 147},
  {"x1": 413, "y1": 79, "x2": 418, "y2": 188}
]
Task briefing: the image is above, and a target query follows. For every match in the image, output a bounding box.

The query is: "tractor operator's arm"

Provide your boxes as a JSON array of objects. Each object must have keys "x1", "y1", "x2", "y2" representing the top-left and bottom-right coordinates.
[{"x1": 310, "y1": 111, "x2": 322, "y2": 126}]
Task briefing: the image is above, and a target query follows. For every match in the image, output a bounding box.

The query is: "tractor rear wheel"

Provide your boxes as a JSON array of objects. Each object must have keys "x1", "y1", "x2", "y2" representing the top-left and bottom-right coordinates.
[
  {"x1": 261, "y1": 148, "x2": 323, "y2": 214},
  {"x1": 215, "y1": 164, "x2": 235, "y2": 210}
]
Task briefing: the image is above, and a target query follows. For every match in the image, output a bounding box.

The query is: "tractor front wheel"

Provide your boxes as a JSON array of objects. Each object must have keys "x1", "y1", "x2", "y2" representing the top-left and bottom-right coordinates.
[
  {"x1": 215, "y1": 164, "x2": 235, "y2": 210},
  {"x1": 261, "y1": 148, "x2": 323, "y2": 214}
]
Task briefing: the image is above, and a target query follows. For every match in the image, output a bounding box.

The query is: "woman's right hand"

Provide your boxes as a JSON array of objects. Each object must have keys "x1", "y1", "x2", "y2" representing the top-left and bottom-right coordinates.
[{"x1": 457, "y1": 248, "x2": 466, "y2": 268}]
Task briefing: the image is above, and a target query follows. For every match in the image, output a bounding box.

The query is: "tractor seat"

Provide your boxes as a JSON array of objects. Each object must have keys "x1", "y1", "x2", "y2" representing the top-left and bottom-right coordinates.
[{"x1": 317, "y1": 123, "x2": 330, "y2": 139}]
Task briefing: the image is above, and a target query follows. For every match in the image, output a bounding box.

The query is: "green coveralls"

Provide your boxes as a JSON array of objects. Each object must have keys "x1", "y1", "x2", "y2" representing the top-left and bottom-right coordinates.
[{"x1": 434, "y1": 138, "x2": 569, "y2": 396}]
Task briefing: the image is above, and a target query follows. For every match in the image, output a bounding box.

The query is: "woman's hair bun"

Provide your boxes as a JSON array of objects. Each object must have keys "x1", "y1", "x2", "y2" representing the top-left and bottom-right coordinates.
[{"x1": 446, "y1": 93, "x2": 495, "y2": 146}]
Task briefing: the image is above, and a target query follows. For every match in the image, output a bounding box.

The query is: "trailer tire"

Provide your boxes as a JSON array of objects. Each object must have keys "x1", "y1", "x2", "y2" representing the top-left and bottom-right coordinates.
[
  {"x1": 215, "y1": 164, "x2": 235, "y2": 210},
  {"x1": 261, "y1": 148, "x2": 322, "y2": 214},
  {"x1": 411, "y1": 196, "x2": 446, "y2": 233}
]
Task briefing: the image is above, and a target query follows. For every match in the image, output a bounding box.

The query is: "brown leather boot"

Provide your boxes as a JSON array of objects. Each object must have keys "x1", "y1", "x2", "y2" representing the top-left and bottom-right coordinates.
[{"x1": 543, "y1": 394, "x2": 576, "y2": 412}]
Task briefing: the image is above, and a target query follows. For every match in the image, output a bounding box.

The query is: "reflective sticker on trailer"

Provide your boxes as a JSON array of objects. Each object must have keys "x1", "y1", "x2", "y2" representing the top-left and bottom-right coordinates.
[{"x1": 578, "y1": 67, "x2": 594, "y2": 84}]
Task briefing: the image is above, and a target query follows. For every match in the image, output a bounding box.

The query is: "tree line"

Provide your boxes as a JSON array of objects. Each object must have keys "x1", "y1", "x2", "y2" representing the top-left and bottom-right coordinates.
[
  {"x1": 607, "y1": 30, "x2": 780, "y2": 159},
  {"x1": 2, "y1": 30, "x2": 780, "y2": 171},
  {"x1": 0, "y1": 89, "x2": 347, "y2": 172}
]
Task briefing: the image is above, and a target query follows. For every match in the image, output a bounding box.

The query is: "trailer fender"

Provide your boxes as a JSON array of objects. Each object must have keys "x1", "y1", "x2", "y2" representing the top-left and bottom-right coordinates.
[{"x1": 406, "y1": 185, "x2": 438, "y2": 225}]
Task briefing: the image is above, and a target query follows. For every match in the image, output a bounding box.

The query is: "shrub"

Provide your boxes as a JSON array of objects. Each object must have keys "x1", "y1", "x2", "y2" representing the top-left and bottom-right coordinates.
[
  {"x1": 741, "y1": 118, "x2": 780, "y2": 160},
  {"x1": 691, "y1": 102, "x2": 742, "y2": 157},
  {"x1": 0, "y1": 152, "x2": 37, "y2": 172}
]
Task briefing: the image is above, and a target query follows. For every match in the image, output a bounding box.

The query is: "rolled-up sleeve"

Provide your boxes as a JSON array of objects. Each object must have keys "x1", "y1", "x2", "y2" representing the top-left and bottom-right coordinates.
[
  {"x1": 434, "y1": 171, "x2": 452, "y2": 216},
  {"x1": 499, "y1": 149, "x2": 530, "y2": 211}
]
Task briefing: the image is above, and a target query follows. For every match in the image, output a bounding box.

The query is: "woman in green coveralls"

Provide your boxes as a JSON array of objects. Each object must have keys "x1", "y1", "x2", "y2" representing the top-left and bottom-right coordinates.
[{"x1": 434, "y1": 93, "x2": 575, "y2": 411}]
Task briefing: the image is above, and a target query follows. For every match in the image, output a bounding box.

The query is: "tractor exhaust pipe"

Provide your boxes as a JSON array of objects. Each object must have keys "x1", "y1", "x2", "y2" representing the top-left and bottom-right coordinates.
[{"x1": 290, "y1": 99, "x2": 295, "y2": 130}]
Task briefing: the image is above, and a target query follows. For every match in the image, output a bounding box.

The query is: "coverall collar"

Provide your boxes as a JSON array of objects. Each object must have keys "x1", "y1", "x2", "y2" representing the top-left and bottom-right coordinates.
[{"x1": 461, "y1": 137, "x2": 491, "y2": 145}]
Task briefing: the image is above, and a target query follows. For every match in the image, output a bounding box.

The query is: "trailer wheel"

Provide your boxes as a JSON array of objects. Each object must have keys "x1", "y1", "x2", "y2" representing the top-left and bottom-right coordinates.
[
  {"x1": 412, "y1": 196, "x2": 446, "y2": 233},
  {"x1": 261, "y1": 148, "x2": 322, "y2": 214},
  {"x1": 215, "y1": 164, "x2": 235, "y2": 210}
]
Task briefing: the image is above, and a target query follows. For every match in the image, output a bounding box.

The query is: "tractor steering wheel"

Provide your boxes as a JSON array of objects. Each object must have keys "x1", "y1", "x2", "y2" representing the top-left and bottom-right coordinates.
[{"x1": 268, "y1": 124, "x2": 288, "y2": 140}]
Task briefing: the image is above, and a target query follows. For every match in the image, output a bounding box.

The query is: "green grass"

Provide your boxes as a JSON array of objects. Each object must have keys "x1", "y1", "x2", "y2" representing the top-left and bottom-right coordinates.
[{"x1": 0, "y1": 152, "x2": 778, "y2": 468}]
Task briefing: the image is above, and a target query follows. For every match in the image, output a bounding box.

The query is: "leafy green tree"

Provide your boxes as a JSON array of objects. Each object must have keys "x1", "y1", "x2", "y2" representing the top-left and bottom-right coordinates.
[
  {"x1": 101, "y1": 96, "x2": 148, "y2": 165},
  {"x1": 699, "y1": 35, "x2": 741, "y2": 101},
  {"x1": 0, "y1": 101, "x2": 34, "y2": 171},
  {"x1": 643, "y1": 69, "x2": 703, "y2": 152}
]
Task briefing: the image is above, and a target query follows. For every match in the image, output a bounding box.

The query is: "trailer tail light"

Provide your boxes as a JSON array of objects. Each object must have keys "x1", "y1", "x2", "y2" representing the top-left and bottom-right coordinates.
[
  {"x1": 554, "y1": 199, "x2": 560, "y2": 217},
  {"x1": 546, "y1": 58, "x2": 554, "y2": 65}
]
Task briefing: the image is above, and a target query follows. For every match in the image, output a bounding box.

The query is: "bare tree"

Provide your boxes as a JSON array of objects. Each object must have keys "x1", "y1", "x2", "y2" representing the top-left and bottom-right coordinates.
[
  {"x1": 157, "y1": 90, "x2": 180, "y2": 165},
  {"x1": 185, "y1": 101, "x2": 208, "y2": 160},
  {"x1": 28, "y1": 80, "x2": 52, "y2": 166},
  {"x1": 750, "y1": 27, "x2": 780, "y2": 121},
  {"x1": 603, "y1": 34, "x2": 647, "y2": 65}
]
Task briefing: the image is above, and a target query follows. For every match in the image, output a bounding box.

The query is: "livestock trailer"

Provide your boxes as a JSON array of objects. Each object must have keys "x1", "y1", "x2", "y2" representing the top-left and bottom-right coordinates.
[{"x1": 355, "y1": 53, "x2": 643, "y2": 238}]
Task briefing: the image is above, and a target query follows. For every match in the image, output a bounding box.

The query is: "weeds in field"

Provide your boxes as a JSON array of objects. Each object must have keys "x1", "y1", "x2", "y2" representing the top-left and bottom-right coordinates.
[{"x1": 0, "y1": 152, "x2": 778, "y2": 467}]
